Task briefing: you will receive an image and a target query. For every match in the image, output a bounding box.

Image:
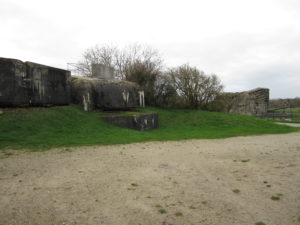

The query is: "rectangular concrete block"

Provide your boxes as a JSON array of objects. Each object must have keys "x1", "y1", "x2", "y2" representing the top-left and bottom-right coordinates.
[
  {"x1": 0, "y1": 57, "x2": 70, "y2": 106},
  {"x1": 91, "y1": 64, "x2": 114, "y2": 79},
  {"x1": 25, "y1": 61, "x2": 70, "y2": 105},
  {"x1": 103, "y1": 113, "x2": 159, "y2": 131},
  {"x1": 0, "y1": 58, "x2": 27, "y2": 105}
]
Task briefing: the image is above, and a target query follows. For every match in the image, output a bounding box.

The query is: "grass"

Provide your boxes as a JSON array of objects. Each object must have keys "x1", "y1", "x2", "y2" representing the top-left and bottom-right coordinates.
[
  {"x1": 241, "y1": 159, "x2": 250, "y2": 163},
  {"x1": 0, "y1": 105, "x2": 299, "y2": 151}
]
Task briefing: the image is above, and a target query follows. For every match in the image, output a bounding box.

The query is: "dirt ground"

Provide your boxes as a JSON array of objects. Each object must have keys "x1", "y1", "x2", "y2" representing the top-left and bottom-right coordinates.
[{"x1": 0, "y1": 133, "x2": 300, "y2": 225}]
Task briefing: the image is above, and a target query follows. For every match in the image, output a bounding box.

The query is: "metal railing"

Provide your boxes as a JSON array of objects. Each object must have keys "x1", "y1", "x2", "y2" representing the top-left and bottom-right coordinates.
[{"x1": 261, "y1": 112, "x2": 300, "y2": 119}]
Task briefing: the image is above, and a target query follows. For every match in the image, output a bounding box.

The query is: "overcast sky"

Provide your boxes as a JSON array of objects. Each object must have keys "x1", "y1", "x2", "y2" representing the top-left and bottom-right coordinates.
[{"x1": 1, "y1": 0, "x2": 299, "y2": 98}]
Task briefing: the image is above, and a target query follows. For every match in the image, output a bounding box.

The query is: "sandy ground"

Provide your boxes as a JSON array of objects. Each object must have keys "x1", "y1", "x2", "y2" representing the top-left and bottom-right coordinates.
[{"x1": 0, "y1": 133, "x2": 300, "y2": 225}]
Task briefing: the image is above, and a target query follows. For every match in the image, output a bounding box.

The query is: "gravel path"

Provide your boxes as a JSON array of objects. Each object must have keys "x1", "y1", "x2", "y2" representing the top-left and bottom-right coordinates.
[
  {"x1": 0, "y1": 132, "x2": 300, "y2": 225},
  {"x1": 276, "y1": 122, "x2": 300, "y2": 127}
]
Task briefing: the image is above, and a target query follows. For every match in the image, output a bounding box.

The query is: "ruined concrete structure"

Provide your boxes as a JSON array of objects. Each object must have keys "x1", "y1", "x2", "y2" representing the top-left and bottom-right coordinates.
[
  {"x1": 0, "y1": 57, "x2": 70, "y2": 106},
  {"x1": 71, "y1": 76, "x2": 145, "y2": 111},
  {"x1": 103, "y1": 113, "x2": 159, "y2": 131},
  {"x1": 223, "y1": 88, "x2": 269, "y2": 116}
]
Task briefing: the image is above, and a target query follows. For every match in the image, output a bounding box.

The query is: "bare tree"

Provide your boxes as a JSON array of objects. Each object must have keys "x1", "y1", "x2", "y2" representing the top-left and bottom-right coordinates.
[
  {"x1": 76, "y1": 44, "x2": 119, "y2": 77},
  {"x1": 167, "y1": 64, "x2": 223, "y2": 109},
  {"x1": 76, "y1": 44, "x2": 163, "y2": 80}
]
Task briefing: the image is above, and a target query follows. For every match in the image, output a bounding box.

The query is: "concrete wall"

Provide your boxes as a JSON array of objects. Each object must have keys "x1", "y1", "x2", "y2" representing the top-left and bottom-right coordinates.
[
  {"x1": 91, "y1": 64, "x2": 114, "y2": 80},
  {"x1": 71, "y1": 76, "x2": 145, "y2": 111},
  {"x1": 224, "y1": 88, "x2": 269, "y2": 116},
  {"x1": 0, "y1": 57, "x2": 70, "y2": 106},
  {"x1": 103, "y1": 113, "x2": 159, "y2": 131}
]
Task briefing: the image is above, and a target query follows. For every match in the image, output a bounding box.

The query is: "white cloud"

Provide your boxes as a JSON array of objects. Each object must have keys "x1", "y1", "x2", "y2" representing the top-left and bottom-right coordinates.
[{"x1": 0, "y1": 0, "x2": 299, "y2": 98}]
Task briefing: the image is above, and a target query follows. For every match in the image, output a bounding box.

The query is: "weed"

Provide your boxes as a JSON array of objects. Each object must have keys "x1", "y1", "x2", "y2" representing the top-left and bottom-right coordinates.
[
  {"x1": 62, "y1": 148, "x2": 72, "y2": 152},
  {"x1": 131, "y1": 183, "x2": 138, "y2": 187},
  {"x1": 241, "y1": 159, "x2": 250, "y2": 163},
  {"x1": 201, "y1": 201, "x2": 207, "y2": 204},
  {"x1": 233, "y1": 189, "x2": 240, "y2": 194},
  {"x1": 271, "y1": 193, "x2": 283, "y2": 200},
  {"x1": 266, "y1": 185, "x2": 271, "y2": 188},
  {"x1": 158, "y1": 208, "x2": 167, "y2": 214},
  {"x1": 255, "y1": 222, "x2": 266, "y2": 225},
  {"x1": 175, "y1": 212, "x2": 183, "y2": 216},
  {"x1": 155, "y1": 204, "x2": 162, "y2": 208},
  {"x1": 271, "y1": 196, "x2": 280, "y2": 200},
  {"x1": 189, "y1": 206, "x2": 196, "y2": 209}
]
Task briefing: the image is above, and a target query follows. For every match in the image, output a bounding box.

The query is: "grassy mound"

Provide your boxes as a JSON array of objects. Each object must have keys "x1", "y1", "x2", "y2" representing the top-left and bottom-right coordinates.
[{"x1": 0, "y1": 105, "x2": 298, "y2": 150}]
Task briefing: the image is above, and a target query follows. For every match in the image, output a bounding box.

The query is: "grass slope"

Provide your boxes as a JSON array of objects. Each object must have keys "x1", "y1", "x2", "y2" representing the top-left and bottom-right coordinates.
[{"x1": 0, "y1": 105, "x2": 298, "y2": 150}]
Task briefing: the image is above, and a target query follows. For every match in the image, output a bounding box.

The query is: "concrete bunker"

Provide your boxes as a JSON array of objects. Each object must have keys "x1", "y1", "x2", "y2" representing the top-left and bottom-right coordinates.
[
  {"x1": 222, "y1": 88, "x2": 269, "y2": 117},
  {"x1": 70, "y1": 76, "x2": 145, "y2": 111},
  {"x1": 70, "y1": 64, "x2": 158, "y2": 130},
  {"x1": 0, "y1": 57, "x2": 70, "y2": 106}
]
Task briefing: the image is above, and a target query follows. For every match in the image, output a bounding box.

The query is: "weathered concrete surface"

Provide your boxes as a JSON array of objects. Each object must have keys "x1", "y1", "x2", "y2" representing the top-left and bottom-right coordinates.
[
  {"x1": 223, "y1": 88, "x2": 269, "y2": 116},
  {"x1": 103, "y1": 113, "x2": 159, "y2": 131},
  {"x1": 0, "y1": 57, "x2": 70, "y2": 106},
  {"x1": 71, "y1": 76, "x2": 144, "y2": 111},
  {"x1": 91, "y1": 64, "x2": 114, "y2": 79}
]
